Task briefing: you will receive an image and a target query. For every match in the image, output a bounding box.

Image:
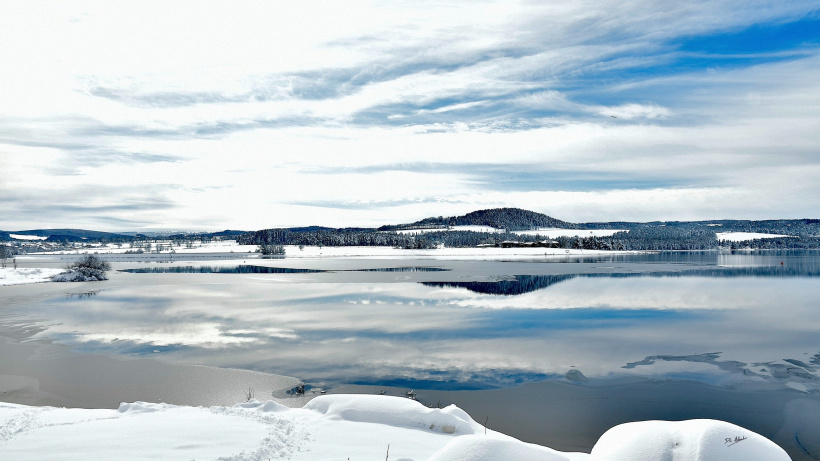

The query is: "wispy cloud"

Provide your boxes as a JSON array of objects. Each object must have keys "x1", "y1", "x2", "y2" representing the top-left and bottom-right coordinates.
[{"x1": 1, "y1": 1, "x2": 819, "y2": 230}]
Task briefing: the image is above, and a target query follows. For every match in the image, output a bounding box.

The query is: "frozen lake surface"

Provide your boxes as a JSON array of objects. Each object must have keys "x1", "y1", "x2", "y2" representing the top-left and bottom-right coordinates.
[
  {"x1": 2, "y1": 250, "x2": 819, "y2": 459},
  {"x1": 5, "y1": 251, "x2": 819, "y2": 391}
]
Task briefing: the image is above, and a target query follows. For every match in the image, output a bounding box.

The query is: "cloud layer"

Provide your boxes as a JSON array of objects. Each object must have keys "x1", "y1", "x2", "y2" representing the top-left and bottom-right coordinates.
[{"x1": 2, "y1": 1, "x2": 819, "y2": 230}]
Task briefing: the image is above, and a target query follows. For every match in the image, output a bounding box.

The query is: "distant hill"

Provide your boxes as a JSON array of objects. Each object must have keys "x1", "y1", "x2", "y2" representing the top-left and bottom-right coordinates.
[
  {"x1": 165, "y1": 229, "x2": 249, "y2": 239},
  {"x1": 5, "y1": 210, "x2": 820, "y2": 251},
  {"x1": 382, "y1": 207, "x2": 577, "y2": 231},
  {"x1": 11, "y1": 229, "x2": 131, "y2": 240}
]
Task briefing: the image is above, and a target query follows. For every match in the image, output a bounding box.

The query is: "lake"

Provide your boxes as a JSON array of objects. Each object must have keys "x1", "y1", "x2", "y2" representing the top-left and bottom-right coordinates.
[
  {"x1": 2, "y1": 250, "x2": 819, "y2": 458},
  {"x1": 4, "y1": 251, "x2": 819, "y2": 391}
]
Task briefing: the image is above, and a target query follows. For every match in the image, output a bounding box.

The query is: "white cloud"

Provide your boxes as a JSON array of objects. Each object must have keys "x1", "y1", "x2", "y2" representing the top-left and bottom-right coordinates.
[
  {"x1": 1, "y1": 1, "x2": 819, "y2": 230},
  {"x1": 596, "y1": 103, "x2": 672, "y2": 120}
]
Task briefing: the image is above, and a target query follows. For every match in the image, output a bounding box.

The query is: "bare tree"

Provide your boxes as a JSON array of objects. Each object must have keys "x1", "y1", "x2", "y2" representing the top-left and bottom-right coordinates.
[{"x1": 0, "y1": 244, "x2": 12, "y2": 269}]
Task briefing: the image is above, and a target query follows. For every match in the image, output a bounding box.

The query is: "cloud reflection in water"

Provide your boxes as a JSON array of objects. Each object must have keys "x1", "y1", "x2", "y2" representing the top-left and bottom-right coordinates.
[{"x1": 8, "y1": 257, "x2": 820, "y2": 390}]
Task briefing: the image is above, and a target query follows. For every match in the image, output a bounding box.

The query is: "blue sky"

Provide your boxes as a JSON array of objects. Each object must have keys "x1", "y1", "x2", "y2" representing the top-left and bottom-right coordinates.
[{"x1": 1, "y1": 1, "x2": 819, "y2": 231}]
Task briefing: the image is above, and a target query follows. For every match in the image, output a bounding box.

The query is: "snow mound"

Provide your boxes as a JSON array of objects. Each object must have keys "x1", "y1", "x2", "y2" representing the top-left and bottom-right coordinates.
[
  {"x1": 304, "y1": 394, "x2": 481, "y2": 435},
  {"x1": 231, "y1": 399, "x2": 290, "y2": 413},
  {"x1": 0, "y1": 398, "x2": 797, "y2": 461},
  {"x1": 117, "y1": 402, "x2": 169, "y2": 414},
  {"x1": 429, "y1": 435, "x2": 572, "y2": 461},
  {"x1": 589, "y1": 419, "x2": 790, "y2": 460},
  {"x1": 52, "y1": 269, "x2": 108, "y2": 282}
]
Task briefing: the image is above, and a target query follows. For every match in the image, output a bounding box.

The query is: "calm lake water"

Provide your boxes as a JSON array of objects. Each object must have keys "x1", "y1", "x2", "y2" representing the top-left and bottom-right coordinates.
[{"x1": 4, "y1": 251, "x2": 820, "y2": 391}]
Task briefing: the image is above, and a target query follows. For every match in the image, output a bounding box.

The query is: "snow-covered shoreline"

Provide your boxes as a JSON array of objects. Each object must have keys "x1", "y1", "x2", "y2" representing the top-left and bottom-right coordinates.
[
  {"x1": 0, "y1": 395, "x2": 790, "y2": 460},
  {"x1": 0, "y1": 267, "x2": 64, "y2": 286},
  {"x1": 21, "y1": 243, "x2": 643, "y2": 260}
]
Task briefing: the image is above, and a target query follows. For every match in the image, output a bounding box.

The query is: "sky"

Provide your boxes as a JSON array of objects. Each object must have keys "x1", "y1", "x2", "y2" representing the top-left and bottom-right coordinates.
[{"x1": 1, "y1": 1, "x2": 820, "y2": 232}]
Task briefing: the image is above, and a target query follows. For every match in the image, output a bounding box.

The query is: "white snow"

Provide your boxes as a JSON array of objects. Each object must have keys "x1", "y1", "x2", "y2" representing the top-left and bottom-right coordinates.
[
  {"x1": 25, "y1": 244, "x2": 640, "y2": 263},
  {"x1": 394, "y1": 227, "x2": 627, "y2": 238},
  {"x1": 589, "y1": 419, "x2": 789, "y2": 461},
  {"x1": 9, "y1": 234, "x2": 48, "y2": 241},
  {"x1": 0, "y1": 395, "x2": 789, "y2": 460},
  {"x1": 35, "y1": 240, "x2": 260, "y2": 255},
  {"x1": 513, "y1": 228, "x2": 626, "y2": 238},
  {"x1": 0, "y1": 268, "x2": 64, "y2": 286},
  {"x1": 283, "y1": 245, "x2": 635, "y2": 259},
  {"x1": 395, "y1": 226, "x2": 505, "y2": 234},
  {"x1": 716, "y1": 232, "x2": 793, "y2": 241}
]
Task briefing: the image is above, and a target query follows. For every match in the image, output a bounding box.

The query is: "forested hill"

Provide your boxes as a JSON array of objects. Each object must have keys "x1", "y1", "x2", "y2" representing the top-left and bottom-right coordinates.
[
  {"x1": 238, "y1": 209, "x2": 820, "y2": 251},
  {"x1": 380, "y1": 208, "x2": 577, "y2": 231},
  {"x1": 8, "y1": 229, "x2": 131, "y2": 240}
]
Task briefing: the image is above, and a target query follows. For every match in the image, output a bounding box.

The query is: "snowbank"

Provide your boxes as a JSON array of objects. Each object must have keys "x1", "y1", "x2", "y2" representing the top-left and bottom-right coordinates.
[
  {"x1": 304, "y1": 394, "x2": 481, "y2": 435},
  {"x1": 589, "y1": 419, "x2": 790, "y2": 461},
  {"x1": 0, "y1": 268, "x2": 64, "y2": 286},
  {"x1": 0, "y1": 395, "x2": 790, "y2": 460},
  {"x1": 429, "y1": 436, "x2": 574, "y2": 461}
]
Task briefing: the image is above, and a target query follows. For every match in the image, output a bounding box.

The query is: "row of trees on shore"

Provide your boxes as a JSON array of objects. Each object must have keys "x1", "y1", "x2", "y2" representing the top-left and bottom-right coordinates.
[{"x1": 238, "y1": 226, "x2": 819, "y2": 251}]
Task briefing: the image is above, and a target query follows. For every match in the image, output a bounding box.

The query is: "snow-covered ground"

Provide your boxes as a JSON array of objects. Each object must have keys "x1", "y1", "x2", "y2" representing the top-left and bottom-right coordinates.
[
  {"x1": 34, "y1": 240, "x2": 260, "y2": 255},
  {"x1": 0, "y1": 268, "x2": 64, "y2": 286},
  {"x1": 29, "y1": 242, "x2": 638, "y2": 262},
  {"x1": 393, "y1": 227, "x2": 627, "y2": 238},
  {"x1": 395, "y1": 225, "x2": 505, "y2": 235},
  {"x1": 0, "y1": 395, "x2": 789, "y2": 460},
  {"x1": 716, "y1": 232, "x2": 793, "y2": 241},
  {"x1": 9, "y1": 234, "x2": 49, "y2": 241},
  {"x1": 281, "y1": 245, "x2": 633, "y2": 259},
  {"x1": 513, "y1": 228, "x2": 626, "y2": 238},
  {"x1": 6, "y1": 245, "x2": 645, "y2": 285}
]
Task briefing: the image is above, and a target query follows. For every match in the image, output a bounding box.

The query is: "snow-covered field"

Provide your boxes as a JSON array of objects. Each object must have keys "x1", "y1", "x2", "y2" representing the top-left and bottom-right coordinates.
[
  {"x1": 716, "y1": 232, "x2": 793, "y2": 241},
  {"x1": 9, "y1": 234, "x2": 48, "y2": 241},
  {"x1": 393, "y1": 227, "x2": 627, "y2": 238},
  {"x1": 0, "y1": 395, "x2": 789, "y2": 461},
  {"x1": 395, "y1": 225, "x2": 505, "y2": 235},
  {"x1": 29, "y1": 242, "x2": 637, "y2": 263},
  {"x1": 35, "y1": 240, "x2": 260, "y2": 255},
  {"x1": 513, "y1": 228, "x2": 626, "y2": 238},
  {"x1": 0, "y1": 268, "x2": 64, "y2": 286},
  {"x1": 281, "y1": 245, "x2": 631, "y2": 259}
]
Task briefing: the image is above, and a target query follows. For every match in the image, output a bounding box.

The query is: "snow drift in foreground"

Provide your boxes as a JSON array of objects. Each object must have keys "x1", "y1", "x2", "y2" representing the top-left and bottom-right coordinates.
[{"x1": 0, "y1": 395, "x2": 790, "y2": 461}]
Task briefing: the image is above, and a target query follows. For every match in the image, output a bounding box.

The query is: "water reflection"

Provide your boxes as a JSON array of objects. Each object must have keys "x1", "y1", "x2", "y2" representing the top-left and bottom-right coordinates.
[
  {"x1": 423, "y1": 264, "x2": 820, "y2": 296},
  {"x1": 5, "y1": 252, "x2": 820, "y2": 391},
  {"x1": 423, "y1": 275, "x2": 576, "y2": 295},
  {"x1": 121, "y1": 265, "x2": 448, "y2": 274},
  {"x1": 121, "y1": 265, "x2": 325, "y2": 274}
]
